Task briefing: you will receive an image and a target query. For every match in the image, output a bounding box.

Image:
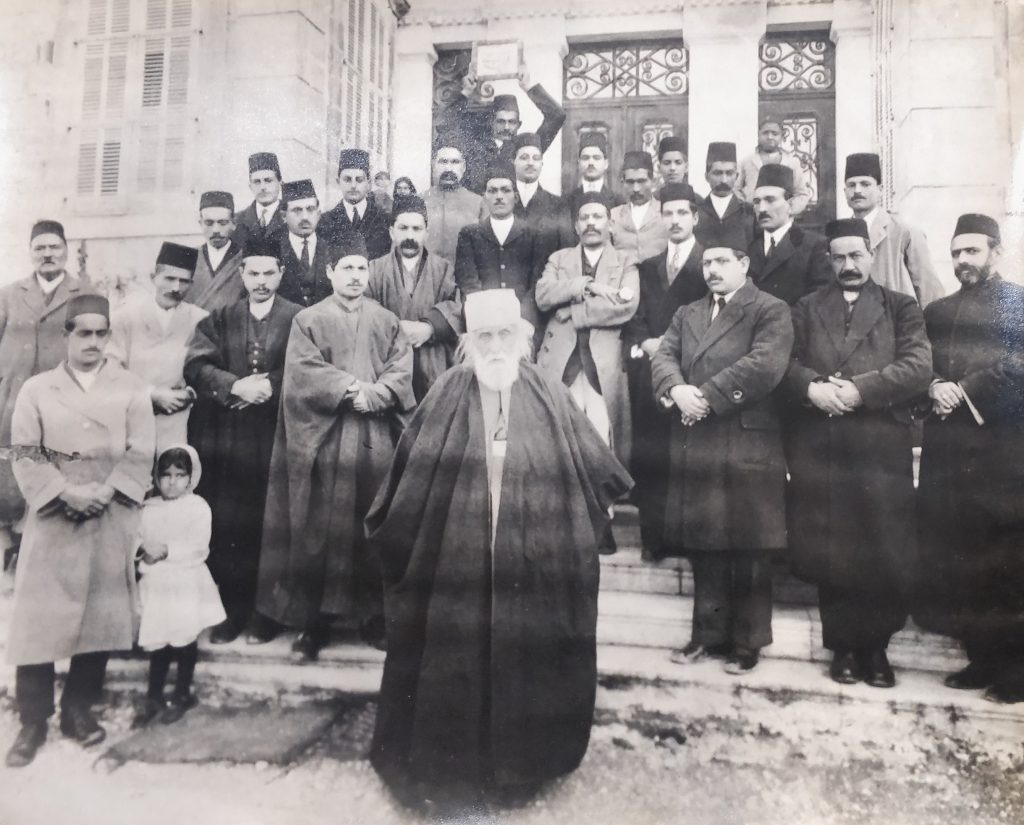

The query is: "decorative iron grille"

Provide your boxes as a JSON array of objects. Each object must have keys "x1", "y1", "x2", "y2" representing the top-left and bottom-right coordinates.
[
  {"x1": 565, "y1": 43, "x2": 688, "y2": 100},
  {"x1": 781, "y1": 115, "x2": 819, "y2": 205},
  {"x1": 759, "y1": 38, "x2": 834, "y2": 93},
  {"x1": 641, "y1": 122, "x2": 675, "y2": 162}
]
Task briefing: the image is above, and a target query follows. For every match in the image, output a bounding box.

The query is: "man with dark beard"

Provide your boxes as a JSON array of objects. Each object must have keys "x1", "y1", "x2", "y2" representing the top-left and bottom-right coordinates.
[
  {"x1": 367, "y1": 289, "x2": 631, "y2": 812},
  {"x1": 917, "y1": 214, "x2": 1024, "y2": 702},
  {"x1": 784, "y1": 218, "x2": 932, "y2": 688},
  {"x1": 423, "y1": 137, "x2": 484, "y2": 265}
]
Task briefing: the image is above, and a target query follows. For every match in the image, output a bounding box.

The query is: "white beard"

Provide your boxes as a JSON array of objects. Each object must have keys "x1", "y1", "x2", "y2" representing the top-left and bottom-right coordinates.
[{"x1": 474, "y1": 356, "x2": 520, "y2": 392}]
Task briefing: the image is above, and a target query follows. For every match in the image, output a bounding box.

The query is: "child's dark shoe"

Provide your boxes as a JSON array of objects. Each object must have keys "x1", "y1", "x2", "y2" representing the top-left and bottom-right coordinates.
[{"x1": 160, "y1": 693, "x2": 198, "y2": 724}]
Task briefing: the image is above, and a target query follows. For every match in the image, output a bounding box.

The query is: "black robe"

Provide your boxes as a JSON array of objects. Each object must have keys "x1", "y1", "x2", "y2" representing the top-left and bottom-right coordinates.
[
  {"x1": 916, "y1": 275, "x2": 1024, "y2": 643},
  {"x1": 366, "y1": 364, "x2": 632, "y2": 790},
  {"x1": 623, "y1": 242, "x2": 706, "y2": 556},
  {"x1": 184, "y1": 296, "x2": 302, "y2": 624}
]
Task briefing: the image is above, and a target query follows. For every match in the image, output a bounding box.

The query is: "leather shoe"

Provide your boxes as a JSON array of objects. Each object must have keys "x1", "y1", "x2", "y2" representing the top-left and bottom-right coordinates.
[
  {"x1": 724, "y1": 648, "x2": 759, "y2": 675},
  {"x1": 983, "y1": 681, "x2": 1024, "y2": 705},
  {"x1": 859, "y1": 648, "x2": 896, "y2": 688},
  {"x1": 944, "y1": 662, "x2": 995, "y2": 691},
  {"x1": 160, "y1": 693, "x2": 198, "y2": 724},
  {"x1": 360, "y1": 615, "x2": 387, "y2": 651},
  {"x1": 59, "y1": 705, "x2": 106, "y2": 747},
  {"x1": 5, "y1": 721, "x2": 46, "y2": 768},
  {"x1": 669, "y1": 641, "x2": 730, "y2": 665},
  {"x1": 208, "y1": 619, "x2": 240, "y2": 645},
  {"x1": 829, "y1": 651, "x2": 860, "y2": 685},
  {"x1": 291, "y1": 628, "x2": 327, "y2": 662},
  {"x1": 244, "y1": 615, "x2": 281, "y2": 645}
]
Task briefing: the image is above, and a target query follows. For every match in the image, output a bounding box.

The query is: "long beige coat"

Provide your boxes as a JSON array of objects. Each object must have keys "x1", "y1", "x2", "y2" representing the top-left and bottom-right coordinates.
[
  {"x1": 108, "y1": 292, "x2": 208, "y2": 452},
  {"x1": 7, "y1": 360, "x2": 155, "y2": 665},
  {"x1": 535, "y1": 243, "x2": 639, "y2": 465},
  {"x1": 867, "y1": 209, "x2": 945, "y2": 306},
  {"x1": 610, "y1": 199, "x2": 668, "y2": 264},
  {"x1": 0, "y1": 274, "x2": 90, "y2": 523}
]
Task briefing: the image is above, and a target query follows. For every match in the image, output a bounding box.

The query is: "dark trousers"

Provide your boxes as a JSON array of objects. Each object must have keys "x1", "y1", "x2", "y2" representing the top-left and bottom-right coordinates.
[
  {"x1": 690, "y1": 551, "x2": 773, "y2": 651},
  {"x1": 15, "y1": 651, "x2": 109, "y2": 725},
  {"x1": 818, "y1": 584, "x2": 907, "y2": 652}
]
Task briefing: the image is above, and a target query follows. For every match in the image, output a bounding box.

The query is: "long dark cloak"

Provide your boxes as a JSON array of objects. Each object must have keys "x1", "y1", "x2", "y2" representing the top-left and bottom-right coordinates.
[{"x1": 365, "y1": 364, "x2": 632, "y2": 790}]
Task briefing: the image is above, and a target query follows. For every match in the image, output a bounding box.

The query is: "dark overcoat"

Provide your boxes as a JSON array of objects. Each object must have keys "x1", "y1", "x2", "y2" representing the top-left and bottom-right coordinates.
[
  {"x1": 695, "y1": 195, "x2": 756, "y2": 251},
  {"x1": 916, "y1": 276, "x2": 1024, "y2": 634},
  {"x1": 366, "y1": 365, "x2": 631, "y2": 789},
  {"x1": 319, "y1": 198, "x2": 392, "y2": 261},
  {"x1": 184, "y1": 296, "x2": 301, "y2": 612},
  {"x1": 651, "y1": 279, "x2": 793, "y2": 552},
  {"x1": 623, "y1": 243, "x2": 706, "y2": 556},
  {"x1": 747, "y1": 225, "x2": 833, "y2": 306},
  {"x1": 232, "y1": 199, "x2": 286, "y2": 249},
  {"x1": 276, "y1": 232, "x2": 333, "y2": 308},
  {"x1": 454, "y1": 218, "x2": 543, "y2": 329},
  {"x1": 783, "y1": 281, "x2": 932, "y2": 592}
]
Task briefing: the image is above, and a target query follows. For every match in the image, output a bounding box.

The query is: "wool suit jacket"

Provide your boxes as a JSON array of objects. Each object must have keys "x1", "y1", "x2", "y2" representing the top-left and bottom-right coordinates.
[
  {"x1": 610, "y1": 199, "x2": 669, "y2": 264},
  {"x1": 277, "y1": 232, "x2": 333, "y2": 308},
  {"x1": 454, "y1": 217, "x2": 544, "y2": 329},
  {"x1": 515, "y1": 185, "x2": 575, "y2": 264},
  {"x1": 695, "y1": 195, "x2": 756, "y2": 251},
  {"x1": 747, "y1": 225, "x2": 833, "y2": 306},
  {"x1": 232, "y1": 200, "x2": 286, "y2": 249},
  {"x1": 319, "y1": 198, "x2": 392, "y2": 261}
]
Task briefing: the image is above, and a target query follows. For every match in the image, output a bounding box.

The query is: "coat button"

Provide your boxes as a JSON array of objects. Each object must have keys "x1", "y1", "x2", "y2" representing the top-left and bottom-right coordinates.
[
  {"x1": 732, "y1": 390, "x2": 743, "y2": 401},
  {"x1": 546, "y1": 331, "x2": 553, "y2": 338},
  {"x1": 834, "y1": 371, "x2": 842, "y2": 378}
]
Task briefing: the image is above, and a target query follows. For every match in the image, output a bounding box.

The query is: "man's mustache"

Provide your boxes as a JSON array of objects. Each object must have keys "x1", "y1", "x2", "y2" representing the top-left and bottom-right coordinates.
[{"x1": 399, "y1": 239, "x2": 420, "y2": 250}]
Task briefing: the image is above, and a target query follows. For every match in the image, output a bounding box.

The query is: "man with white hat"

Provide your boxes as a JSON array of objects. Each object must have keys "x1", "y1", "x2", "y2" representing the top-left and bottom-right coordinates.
[{"x1": 368, "y1": 289, "x2": 631, "y2": 812}]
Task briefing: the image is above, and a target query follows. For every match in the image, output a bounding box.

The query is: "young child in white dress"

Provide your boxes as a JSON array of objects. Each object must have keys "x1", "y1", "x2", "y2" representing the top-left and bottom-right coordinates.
[{"x1": 133, "y1": 445, "x2": 225, "y2": 727}]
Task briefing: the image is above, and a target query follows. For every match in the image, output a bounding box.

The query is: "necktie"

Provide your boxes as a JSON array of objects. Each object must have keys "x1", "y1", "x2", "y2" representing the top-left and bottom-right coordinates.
[
  {"x1": 669, "y1": 245, "x2": 683, "y2": 281},
  {"x1": 351, "y1": 207, "x2": 361, "y2": 229},
  {"x1": 768, "y1": 235, "x2": 777, "y2": 256},
  {"x1": 712, "y1": 296, "x2": 726, "y2": 321},
  {"x1": 260, "y1": 209, "x2": 268, "y2": 228},
  {"x1": 300, "y1": 238, "x2": 310, "y2": 270}
]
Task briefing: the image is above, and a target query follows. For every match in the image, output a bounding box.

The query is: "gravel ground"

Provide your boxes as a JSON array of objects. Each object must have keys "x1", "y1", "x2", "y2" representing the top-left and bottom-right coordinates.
[{"x1": 2, "y1": 679, "x2": 1024, "y2": 825}]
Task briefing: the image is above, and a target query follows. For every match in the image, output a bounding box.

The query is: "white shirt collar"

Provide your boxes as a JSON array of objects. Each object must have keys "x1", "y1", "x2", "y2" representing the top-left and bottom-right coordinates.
[
  {"x1": 517, "y1": 180, "x2": 539, "y2": 206},
  {"x1": 581, "y1": 179, "x2": 605, "y2": 194},
  {"x1": 668, "y1": 236, "x2": 696, "y2": 262},
  {"x1": 289, "y1": 232, "x2": 316, "y2": 260},
  {"x1": 69, "y1": 364, "x2": 100, "y2": 391},
  {"x1": 861, "y1": 206, "x2": 881, "y2": 229},
  {"x1": 764, "y1": 220, "x2": 793, "y2": 253},
  {"x1": 153, "y1": 302, "x2": 178, "y2": 332},
  {"x1": 490, "y1": 215, "x2": 515, "y2": 245},
  {"x1": 709, "y1": 192, "x2": 733, "y2": 218},
  {"x1": 629, "y1": 200, "x2": 652, "y2": 225},
  {"x1": 36, "y1": 272, "x2": 65, "y2": 295},
  {"x1": 711, "y1": 286, "x2": 742, "y2": 317},
  {"x1": 206, "y1": 242, "x2": 231, "y2": 271},
  {"x1": 582, "y1": 245, "x2": 604, "y2": 267},
  {"x1": 258, "y1": 200, "x2": 280, "y2": 224},
  {"x1": 348, "y1": 199, "x2": 367, "y2": 221},
  {"x1": 249, "y1": 295, "x2": 275, "y2": 320}
]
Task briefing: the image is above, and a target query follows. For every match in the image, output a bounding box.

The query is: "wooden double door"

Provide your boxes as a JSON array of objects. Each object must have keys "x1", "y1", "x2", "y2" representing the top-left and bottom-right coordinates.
[{"x1": 560, "y1": 98, "x2": 688, "y2": 195}]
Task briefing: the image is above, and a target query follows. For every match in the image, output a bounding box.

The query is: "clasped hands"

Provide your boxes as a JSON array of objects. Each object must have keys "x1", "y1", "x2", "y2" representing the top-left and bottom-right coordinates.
[
  {"x1": 807, "y1": 376, "x2": 863, "y2": 417},
  {"x1": 929, "y1": 380, "x2": 964, "y2": 417},
  {"x1": 345, "y1": 381, "x2": 373, "y2": 414},
  {"x1": 151, "y1": 385, "x2": 196, "y2": 415},
  {"x1": 669, "y1": 384, "x2": 710, "y2": 427},
  {"x1": 60, "y1": 481, "x2": 115, "y2": 521},
  {"x1": 400, "y1": 320, "x2": 433, "y2": 349},
  {"x1": 229, "y1": 373, "x2": 273, "y2": 410}
]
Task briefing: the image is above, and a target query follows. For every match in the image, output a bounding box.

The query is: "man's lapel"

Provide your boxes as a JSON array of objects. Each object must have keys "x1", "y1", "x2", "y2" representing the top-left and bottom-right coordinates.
[
  {"x1": 762, "y1": 228, "x2": 796, "y2": 278},
  {"x1": 869, "y1": 210, "x2": 891, "y2": 252},
  {"x1": 812, "y1": 284, "x2": 851, "y2": 362},
  {"x1": 690, "y1": 281, "x2": 752, "y2": 364},
  {"x1": 839, "y1": 280, "x2": 885, "y2": 363}
]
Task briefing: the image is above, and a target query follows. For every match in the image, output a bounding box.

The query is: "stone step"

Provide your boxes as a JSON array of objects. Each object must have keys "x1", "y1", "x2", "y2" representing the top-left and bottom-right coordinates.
[{"x1": 606, "y1": 505, "x2": 820, "y2": 605}]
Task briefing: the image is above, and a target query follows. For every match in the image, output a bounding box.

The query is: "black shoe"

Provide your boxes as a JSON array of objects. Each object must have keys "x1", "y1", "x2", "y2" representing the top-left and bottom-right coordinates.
[
  {"x1": 5, "y1": 722, "x2": 46, "y2": 768},
  {"x1": 724, "y1": 648, "x2": 760, "y2": 675},
  {"x1": 208, "y1": 619, "x2": 240, "y2": 645},
  {"x1": 160, "y1": 693, "x2": 198, "y2": 724},
  {"x1": 829, "y1": 651, "x2": 861, "y2": 685},
  {"x1": 859, "y1": 648, "x2": 896, "y2": 688},
  {"x1": 982, "y1": 681, "x2": 1024, "y2": 705},
  {"x1": 669, "y1": 641, "x2": 731, "y2": 665},
  {"x1": 244, "y1": 614, "x2": 281, "y2": 645},
  {"x1": 59, "y1": 705, "x2": 106, "y2": 747},
  {"x1": 132, "y1": 697, "x2": 167, "y2": 729},
  {"x1": 360, "y1": 615, "x2": 387, "y2": 651},
  {"x1": 598, "y1": 525, "x2": 617, "y2": 556},
  {"x1": 944, "y1": 662, "x2": 995, "y2": 691},
  {"x1": 291, "y1": 628, "x2": 327, "y2": 662}
]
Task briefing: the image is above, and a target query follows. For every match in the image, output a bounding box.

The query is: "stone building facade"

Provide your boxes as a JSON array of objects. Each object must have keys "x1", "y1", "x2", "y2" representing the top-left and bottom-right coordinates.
[{"x1": 0, "y1": 0, "x2": 1019, "y2": 292}]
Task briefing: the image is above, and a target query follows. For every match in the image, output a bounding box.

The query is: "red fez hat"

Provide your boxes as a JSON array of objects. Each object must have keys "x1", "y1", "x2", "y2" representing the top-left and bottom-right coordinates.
[
  {"x1": 65, "y1": 293, "x2": 109, "y2": 328},
  {"x1": 484, "y1": 159, "x2": 516, "y2": 185},
  {"x1": 844, "y1": 153, "x2": 882, "y2": 183},
  {"x1": 953, "y1": 213, "x2": 1001, "y2": 243},
  {"x1": 434, "y1": 129, "x2": 469, "y2": 156},
  {"x1": 281, "y1": 179, "x2": 318, "y2": 204},
  {"x1": 622, "y1": 151, "x2": 654, "y2": 174},
  {"x1": 659, "y1": 182, "x2": 699, "y2": 207},
  {"x1": 31, "y1": 219, "x2": 66, "y2": 242},
  {"x1": 575, "y1": 191, "x2": 612, "y2": 217},
  {"x1": 754, "y1": 163, "x2": 794, "y2": 194},
  {"x1": 156, "y1": 242, "x2": 198, "y2": 271},
  {"x1": 327, "y1": 229, "x2": 369, "y2": 267},
  {"x1": 199, "y1": 190, "x2": 234, "y2": 212},
  {"x1": 492, "y1": 94, "x2": 520, "y2": 114},
  {"x1": 657, "y1": 136, "x2": 688, "y2": 158},
  {"x1": 241, "y1": 236, "x2": 282, "y2": 261},
  {"x1": 702, "y1": 227, "x2": 750, "y2": 257},
  {"x1": 706, "y1": 142, "x2": 737, "y2": 165},
  {"x1": 579, "y1": 132, "x2": 608, "y2": 157},
  {"x1": 391, "y1": 194, "x2": 428, "y2": 223},
  {"x1": 338, "y1": 148, "x2": 370, "y2": 176},
  {"x1": 511, "y1": 132, "x2": 542, "y2": 154},
  {"x1": 248, "y1": 152, "x2": 280, "y2": 175},
  {"x1": 825, "y1": 218, "x2": 871, "y2": 243}
]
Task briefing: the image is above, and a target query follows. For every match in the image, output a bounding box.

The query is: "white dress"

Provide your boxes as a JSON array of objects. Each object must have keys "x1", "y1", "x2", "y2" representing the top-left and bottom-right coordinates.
[{"x1": 137, "y1": 492, "x2": 226, "y2": 650}]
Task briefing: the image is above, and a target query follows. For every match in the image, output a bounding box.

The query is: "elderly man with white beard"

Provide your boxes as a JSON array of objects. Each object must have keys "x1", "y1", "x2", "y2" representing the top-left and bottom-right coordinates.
[{"x1": 366, "y1": 289, "x2": 632, "y2": 813}]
